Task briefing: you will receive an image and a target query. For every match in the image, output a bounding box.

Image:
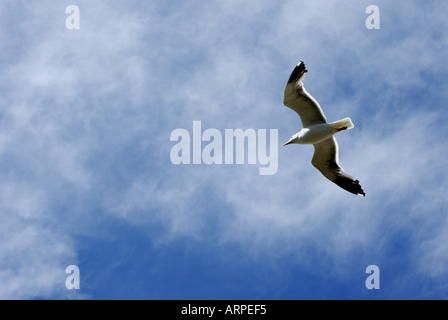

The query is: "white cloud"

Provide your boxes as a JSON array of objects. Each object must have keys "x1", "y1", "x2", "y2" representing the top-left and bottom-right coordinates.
[
  {"x1": 0, "y1": 182, "x2": 85, "y2": 299},
  {"x1": 1, "y1": 0, "x2": 448, "y2": 298}
]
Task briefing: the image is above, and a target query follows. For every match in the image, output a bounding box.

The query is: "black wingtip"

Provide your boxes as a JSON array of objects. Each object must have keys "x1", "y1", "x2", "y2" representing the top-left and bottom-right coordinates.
[
  {"x1": 355, "y1": 181, "x2": 366, "y2": 197},
  {"x1": 354, "y1": 185, "x2": 365, "y2": 197},
  {"x1": 287, "y1": 61, "x2": 307, "y2": 85},
  {"x1": 334, "y1": 176, "x2": 365, "y2": 197}
]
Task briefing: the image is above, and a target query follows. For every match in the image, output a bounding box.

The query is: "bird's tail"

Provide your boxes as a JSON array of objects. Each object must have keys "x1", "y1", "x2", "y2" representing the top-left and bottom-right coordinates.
[{"x1": 330, "y1": 117, "x2": 354, "y2": 131}]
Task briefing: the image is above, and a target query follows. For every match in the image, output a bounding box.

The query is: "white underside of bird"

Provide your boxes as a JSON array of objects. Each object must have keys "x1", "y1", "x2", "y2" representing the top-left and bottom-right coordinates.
[{"x1": 283, "y1": 61, "x2": 365, "y2": 197}]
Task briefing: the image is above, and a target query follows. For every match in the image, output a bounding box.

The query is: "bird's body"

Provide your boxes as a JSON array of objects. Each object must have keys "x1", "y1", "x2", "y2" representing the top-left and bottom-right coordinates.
[
  {"x1": 283, "y1": 61, "x2": 365, "y2": 197},
  {"x1": 288, "y1": 120, "x2": 351, "y2": 145}
]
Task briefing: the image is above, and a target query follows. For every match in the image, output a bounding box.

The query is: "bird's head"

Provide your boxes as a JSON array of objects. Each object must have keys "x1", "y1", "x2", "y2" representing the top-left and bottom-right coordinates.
[{"x1": 283, "y1": 134, "x2": 300, "y2": 146}]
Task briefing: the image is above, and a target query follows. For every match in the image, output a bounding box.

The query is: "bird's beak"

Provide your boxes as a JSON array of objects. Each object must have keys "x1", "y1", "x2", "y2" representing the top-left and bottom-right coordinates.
[{"x1": 283, "y1": 140, "x2": 292, "y2": 146}]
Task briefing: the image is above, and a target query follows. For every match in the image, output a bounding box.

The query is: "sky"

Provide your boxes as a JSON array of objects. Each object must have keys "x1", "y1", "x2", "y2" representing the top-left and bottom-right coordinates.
[{"x1": 0, "y1": 0, "x2": 448, "y2": 300}]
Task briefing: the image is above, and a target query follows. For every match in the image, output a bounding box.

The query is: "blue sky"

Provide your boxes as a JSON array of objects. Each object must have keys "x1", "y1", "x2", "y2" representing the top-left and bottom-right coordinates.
[{"x1": 1, "y1": 0, "x2": 448, "y2": 299}]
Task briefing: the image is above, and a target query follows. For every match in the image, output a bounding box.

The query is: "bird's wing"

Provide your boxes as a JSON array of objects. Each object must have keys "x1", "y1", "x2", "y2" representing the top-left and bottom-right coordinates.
[
  {"x1": 283, "y1": 62, "x2": 327, "y2": 128},
  {"x1": 311, "y1": 136, "x2": 365, "y2": 196}
]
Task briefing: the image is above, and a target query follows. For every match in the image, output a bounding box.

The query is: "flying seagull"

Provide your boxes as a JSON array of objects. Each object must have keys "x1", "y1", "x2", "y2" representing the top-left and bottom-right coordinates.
[{"x1": 283, "y1": 61, "x2": 365, "y2": 197}]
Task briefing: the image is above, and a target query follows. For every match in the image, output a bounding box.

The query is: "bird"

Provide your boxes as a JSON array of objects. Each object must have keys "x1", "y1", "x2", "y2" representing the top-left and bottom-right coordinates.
[{"x1": 282, "y1": 61, "x2": 365, "y2": 197}]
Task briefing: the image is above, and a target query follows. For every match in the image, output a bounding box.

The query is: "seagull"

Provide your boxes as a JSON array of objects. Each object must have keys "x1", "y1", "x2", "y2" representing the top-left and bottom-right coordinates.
[{"x1": 282, "y1": 61, "x2": 365, "y2": 197}]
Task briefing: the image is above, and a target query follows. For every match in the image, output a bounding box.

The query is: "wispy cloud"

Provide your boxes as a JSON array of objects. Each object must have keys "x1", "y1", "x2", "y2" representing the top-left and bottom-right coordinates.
[{"x1": 1, "y1": 0, "x2": 447, "y2": 299}]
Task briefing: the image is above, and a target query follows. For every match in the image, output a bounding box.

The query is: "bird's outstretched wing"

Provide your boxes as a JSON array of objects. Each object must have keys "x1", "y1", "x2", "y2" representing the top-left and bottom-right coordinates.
[
  {"x1": 283, "y1": 61, "x2": 327, "y2": 128},
  {"x1": 311, "y1": 136, "x2": 365, "y2": 196}
]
